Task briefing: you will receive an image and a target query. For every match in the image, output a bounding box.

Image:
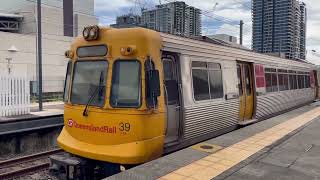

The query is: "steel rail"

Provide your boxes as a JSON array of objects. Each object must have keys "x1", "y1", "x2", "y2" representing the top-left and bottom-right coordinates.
[
  {"x1": 0, "y1": 149, "x2": 63, "y2": 168},
  {"x1": 0, "y1": 162, "x2": 50, "y2": 179},
  {"x1": 0, "y1": 149, "x2": 63, "y2": 179}
]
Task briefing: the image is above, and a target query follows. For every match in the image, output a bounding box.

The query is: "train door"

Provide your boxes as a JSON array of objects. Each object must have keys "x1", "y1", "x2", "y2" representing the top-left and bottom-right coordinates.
[
  {"x1": 238, "y1": 62, "x2": 254, "y2": 122},
  {"x1": 162, "y1": 52, "x2": 181, "y2": 145}
]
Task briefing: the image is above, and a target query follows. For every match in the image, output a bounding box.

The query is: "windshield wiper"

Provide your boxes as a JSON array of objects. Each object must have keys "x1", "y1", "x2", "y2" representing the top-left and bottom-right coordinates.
[{"x1": 83, "y1": 72, "x2": 104, "y2": 117}]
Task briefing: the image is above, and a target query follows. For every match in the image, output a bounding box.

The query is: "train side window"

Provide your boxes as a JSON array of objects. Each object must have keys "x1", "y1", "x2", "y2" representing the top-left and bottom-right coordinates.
[
  {"x1": 284, "y1": 74, "x2": 289, "y2": 90},
  {"x1": 271, "y1": 73, "x2": 278, "y2": 92},
  {"x1": 265, "y1": 68, "x2": 278, "y2": 92},
  {"x1": 265, "y1": 73, "x2": 272, "y2": 92},
  {"x1": 192, "y1": 68, "x2": 210, "y2": 101},
  {"x1": 278, "y1": 74, "x2": 284, "y2": 91},
  {"x1": 306, "y1": 75, "x2": 310, "y2": 88},
  {"x1": 293, "y1": 74, "x2": 298, "y2": 89},
  {"x1": 289, "y1": 73, "x2": 297, "y2": 90},
  {"x1": 192, "y1": 61, "x2": 223, "y2": 101},
  {"x1": 208, "y1": 63, "x2": 223, "y2": 99},
  {"x1": 278, "y1": 69, "x2": 289, "y2": 91},
  {"x1": 298, "y1": 75, "x2": 304, "y2": 89}
]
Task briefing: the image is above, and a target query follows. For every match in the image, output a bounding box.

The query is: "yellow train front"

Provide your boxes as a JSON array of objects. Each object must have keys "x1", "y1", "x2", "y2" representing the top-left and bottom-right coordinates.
[{"x1": 50, "y1": 26, "x2": 166, "y2": 179}]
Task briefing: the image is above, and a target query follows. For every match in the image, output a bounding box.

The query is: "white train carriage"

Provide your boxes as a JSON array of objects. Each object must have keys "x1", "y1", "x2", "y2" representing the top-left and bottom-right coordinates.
[{"x1": 160, "y1": 33, "x2": 317, "y2": 151}]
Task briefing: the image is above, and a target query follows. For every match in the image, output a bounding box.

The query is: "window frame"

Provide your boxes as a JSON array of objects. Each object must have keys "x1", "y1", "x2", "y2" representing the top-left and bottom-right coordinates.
[
  {"x1": 109, "y1": 59, "x2": 142, "y2": 108},
  {"x1": 63, "y1": 60, "x2": 73, "y2": 103},
  {"x1": 277, "y1": 69, "x2": 289, "y2": 91},
  {"x1": 265, "y1": 67, "x2": 278, "y2": 93},
  {"x1": 191, "y1": 60, "x2": 224, "y2": 103},
  {"x1": 76, "y1": 45, "x2": 108, "y2": 58},
  {"x1": 70, "y1": 59, "x2": 109, "y2": 107}
]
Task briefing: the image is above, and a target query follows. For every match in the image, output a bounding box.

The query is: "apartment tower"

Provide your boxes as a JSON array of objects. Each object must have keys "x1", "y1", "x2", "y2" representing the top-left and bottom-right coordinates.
[{"x1": 252, "y1": 0, "x2": 307, "y2": 60}]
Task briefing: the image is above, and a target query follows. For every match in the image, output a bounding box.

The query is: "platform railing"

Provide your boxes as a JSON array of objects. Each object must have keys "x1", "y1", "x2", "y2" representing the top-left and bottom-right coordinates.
[{"x1": 0, "y1": 75, "x2": 30, "y2": 117}]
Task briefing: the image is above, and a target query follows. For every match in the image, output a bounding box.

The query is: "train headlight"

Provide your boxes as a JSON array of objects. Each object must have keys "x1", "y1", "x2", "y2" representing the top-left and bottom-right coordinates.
[
  {"x1": 83, "y1": 25, "x2": 99, "y2": 41},
  {"x1": 65, "y1": 50, "x2": 74, "y2": 58},
  {"x1": 83, "y1": 27, "x2": 90, "y2": 40},
  {"x1": 89, "y1": 28, "x2": 96, "y2": 38}
]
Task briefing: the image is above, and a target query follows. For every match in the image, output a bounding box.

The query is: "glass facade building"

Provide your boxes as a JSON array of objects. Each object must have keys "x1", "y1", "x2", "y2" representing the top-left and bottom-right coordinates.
[{"x1": 252, "y1": 0, "x2": 306, "y2": 60}]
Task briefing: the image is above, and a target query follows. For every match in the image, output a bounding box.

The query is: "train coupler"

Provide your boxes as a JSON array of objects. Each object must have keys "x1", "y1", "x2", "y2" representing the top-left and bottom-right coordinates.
[{"x1": 49, "y1": 153, "x2": 94, "y2": 180}]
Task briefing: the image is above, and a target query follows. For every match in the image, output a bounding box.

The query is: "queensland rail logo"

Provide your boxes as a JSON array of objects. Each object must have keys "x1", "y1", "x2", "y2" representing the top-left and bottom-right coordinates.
[
  {"x1": 68, "y1": 119, "x2": 74, "y2": 127},
  {"x1": 67, "y1": 119, "x2": 116, "y2": 134}
]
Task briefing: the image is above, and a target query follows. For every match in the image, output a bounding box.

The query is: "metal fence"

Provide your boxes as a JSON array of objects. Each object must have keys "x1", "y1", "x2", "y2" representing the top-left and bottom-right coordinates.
[{"x1": 0, "y1": 75, "x2": 30, "y2": 117}]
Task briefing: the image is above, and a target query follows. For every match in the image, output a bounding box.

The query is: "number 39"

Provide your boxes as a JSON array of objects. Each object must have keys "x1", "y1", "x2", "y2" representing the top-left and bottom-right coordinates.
[{"x1": 119, "y1": 122, "x2": 130, "y2": 132}]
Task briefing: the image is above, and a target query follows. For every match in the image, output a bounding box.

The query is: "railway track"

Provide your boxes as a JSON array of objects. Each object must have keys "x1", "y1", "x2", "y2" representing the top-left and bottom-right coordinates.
[{"x1": 0, "y1": 149, "x2": 63, "y2": 179}]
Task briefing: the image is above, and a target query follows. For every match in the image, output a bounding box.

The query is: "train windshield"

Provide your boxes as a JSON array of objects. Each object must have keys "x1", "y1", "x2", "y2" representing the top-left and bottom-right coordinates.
[
  {"x1": 110, "y1": 60, "x2": 141, "y2": 108},
  {"x1": 70, "y1": 61, "x2": 108, "y2": 107}
]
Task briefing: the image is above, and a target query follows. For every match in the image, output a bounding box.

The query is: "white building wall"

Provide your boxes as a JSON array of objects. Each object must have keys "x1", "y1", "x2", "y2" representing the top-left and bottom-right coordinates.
[
  {"x1": 0, "y1": 0, "x2": 97, "y2": 94},
  {"x1": 0, "y1": 31, "x2": 73, "y2": 93},
  {"x1": 1, "y1": 0, "x2": 97, "y2": 36}
]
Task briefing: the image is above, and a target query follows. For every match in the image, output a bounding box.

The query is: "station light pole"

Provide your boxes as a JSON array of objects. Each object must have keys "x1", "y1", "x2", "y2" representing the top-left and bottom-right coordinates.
[{"x1": 36, "y1": 0, "x2": 43, "y2": 111}]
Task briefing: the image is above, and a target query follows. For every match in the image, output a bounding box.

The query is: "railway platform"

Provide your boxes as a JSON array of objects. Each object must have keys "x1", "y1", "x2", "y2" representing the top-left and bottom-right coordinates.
[
  {"x1": 0, "y1": 101, "x2": 63, "y2": 122},
  {"x1": 108, "y1": 101, "x2": 320, "y2": 180}
]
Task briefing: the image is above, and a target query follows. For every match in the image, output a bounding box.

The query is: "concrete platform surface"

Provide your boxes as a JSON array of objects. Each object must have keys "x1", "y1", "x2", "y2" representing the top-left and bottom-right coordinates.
[
  {"x1": 107, "y1": 102, "x2": 320, "y2": 180},
  {"x1": 0, "y1": 101, "x2": 63, "y2": 122}
]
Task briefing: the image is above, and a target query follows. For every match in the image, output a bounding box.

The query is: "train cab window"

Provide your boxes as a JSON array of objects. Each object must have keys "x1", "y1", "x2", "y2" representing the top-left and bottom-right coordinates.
[
  {"x1": 71, "y1": 61, "x2": 108, "y2": 107},
  {"x1": 63, "y1": 61, "x2": 72, "y2": 102},
  {"x1": 192, "y1": 61, "x2": 223, "y2": 101},
  {"x1": 110, "y1": 60, "x2": 141, "y2": 108}
]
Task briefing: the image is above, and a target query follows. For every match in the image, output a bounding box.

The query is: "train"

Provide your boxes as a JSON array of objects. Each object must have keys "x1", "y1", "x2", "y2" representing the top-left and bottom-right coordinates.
[{"x1": 49, "y1": 26, "x2": 318, "y2": 179}]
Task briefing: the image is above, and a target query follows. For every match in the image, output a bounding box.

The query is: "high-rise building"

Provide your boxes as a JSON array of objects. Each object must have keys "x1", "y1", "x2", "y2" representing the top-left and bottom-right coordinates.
[
  {"x1": 141, "y1": 1, "x2": 201, "y2": 37},
  {"x1": 185, "y1": 6, "x2": 201, "y2": 37},
  {"x1": 300, "y1": 2, "x2": 307, "y2": 60},
  {"x1": 252, "y1": 0, "x2": 307, "y2": 60},
  {"x1": 111, "y1": 14, "x2": 142, "y2": 28}
]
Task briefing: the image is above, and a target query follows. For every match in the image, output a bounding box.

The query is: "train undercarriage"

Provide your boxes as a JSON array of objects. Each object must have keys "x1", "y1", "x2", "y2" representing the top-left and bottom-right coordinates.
[{"x1": 49, "y1": 153, "x2": 129, "y2": 180}]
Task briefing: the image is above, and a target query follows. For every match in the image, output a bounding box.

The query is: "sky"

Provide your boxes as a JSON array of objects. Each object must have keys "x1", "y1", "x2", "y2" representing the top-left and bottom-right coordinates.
[{"x1": 95, "y1": 0, "x2": 320, "y2": 64}]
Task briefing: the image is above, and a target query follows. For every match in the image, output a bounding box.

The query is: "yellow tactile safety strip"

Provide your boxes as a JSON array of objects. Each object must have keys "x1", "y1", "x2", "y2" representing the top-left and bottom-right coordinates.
[{"x1": 159, "y1": 107, "x2": 320, "y2": 180}]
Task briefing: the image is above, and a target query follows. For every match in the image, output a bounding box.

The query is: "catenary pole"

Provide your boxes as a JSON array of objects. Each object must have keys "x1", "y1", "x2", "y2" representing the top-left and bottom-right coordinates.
[
  {"x1": 240, "y1": 20, "x2": 243, "y2": 45},
  {"x1": 36, "y1": 0, "x2": 43, "y2": 111}
]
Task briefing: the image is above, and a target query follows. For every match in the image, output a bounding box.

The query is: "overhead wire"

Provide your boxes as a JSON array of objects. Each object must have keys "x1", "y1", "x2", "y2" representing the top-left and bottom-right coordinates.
[{"x1": 23, "y1": 0, "x2": 116, "y2": 22}]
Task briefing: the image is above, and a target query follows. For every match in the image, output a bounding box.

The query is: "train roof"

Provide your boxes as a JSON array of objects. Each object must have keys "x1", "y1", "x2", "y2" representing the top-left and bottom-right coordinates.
[
  {"x1": 73, "y1": 26, "x2": 316, "y2": 71},
  {"x1": 160, "y1": 32, "x2": 316, "y2": 70}
]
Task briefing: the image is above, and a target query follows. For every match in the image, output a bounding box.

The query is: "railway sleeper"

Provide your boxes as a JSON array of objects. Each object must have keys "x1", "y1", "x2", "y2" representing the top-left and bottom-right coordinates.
[{"x1": 49, "y1": 153, "x2": 121, "y2": 179}]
